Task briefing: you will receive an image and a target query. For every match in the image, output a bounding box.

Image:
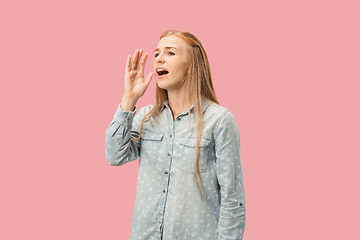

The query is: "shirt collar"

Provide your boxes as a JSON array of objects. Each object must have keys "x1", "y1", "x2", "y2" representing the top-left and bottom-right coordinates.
[{"x1": 161, "y1": 96, "x2": 212, "y2": 114}]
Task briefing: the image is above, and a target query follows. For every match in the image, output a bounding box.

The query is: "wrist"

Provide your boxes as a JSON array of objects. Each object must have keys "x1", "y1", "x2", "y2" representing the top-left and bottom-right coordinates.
[{"x1": 121, "y1": 95, "x2": 138, "y2": 111}]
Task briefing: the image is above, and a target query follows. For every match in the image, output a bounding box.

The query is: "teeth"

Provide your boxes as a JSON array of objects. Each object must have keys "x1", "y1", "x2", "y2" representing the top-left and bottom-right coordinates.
[{"x1": 157, "y1": 69, "x2": 165, "y2": 72}]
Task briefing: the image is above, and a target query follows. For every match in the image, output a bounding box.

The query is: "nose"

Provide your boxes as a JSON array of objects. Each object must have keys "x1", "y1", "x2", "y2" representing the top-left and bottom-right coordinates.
[{"x1": 155, "y1": 53, "x2": 165, "y2": 63}]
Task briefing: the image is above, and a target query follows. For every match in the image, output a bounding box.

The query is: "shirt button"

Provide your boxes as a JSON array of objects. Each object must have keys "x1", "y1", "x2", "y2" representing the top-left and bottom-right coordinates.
[
  {"x1": 163, "y1": 189, "x2": 166, "y2": 193},
  {"x1": 165, "y1": 171, "x2": 168, "y2": 174},
  {"x1": 168, "y1": 153, "x2": 171, "y2": 156},
  {"x1": 170, "y1": 134, "x2": 172, "y2": 138},
  {"x1": 177, "y1": 117, "x2": 181, "y2": 121}
]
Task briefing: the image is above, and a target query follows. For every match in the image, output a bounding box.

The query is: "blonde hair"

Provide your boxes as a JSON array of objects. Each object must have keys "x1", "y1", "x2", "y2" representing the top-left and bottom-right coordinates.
[{"x1": 134, "y1": 30, "x2": 219, "y2": 194}]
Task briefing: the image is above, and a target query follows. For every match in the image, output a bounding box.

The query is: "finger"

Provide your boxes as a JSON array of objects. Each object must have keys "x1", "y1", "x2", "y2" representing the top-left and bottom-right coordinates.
[
  {"x1": 125, "y1": 54, "x2": 131, "y2": 73},
  {"x1": 134, "y1": 49, "x2": 143, "y2": 70},
  {"x1": 138, "y1": 52, "x2": 148, "y2": 74},
  {"x1": 145, "y1": 72, "x2": 154, "y2": 87},
  {"x1": 130, "y1": 49, "x2": 138, "y2": 70}
]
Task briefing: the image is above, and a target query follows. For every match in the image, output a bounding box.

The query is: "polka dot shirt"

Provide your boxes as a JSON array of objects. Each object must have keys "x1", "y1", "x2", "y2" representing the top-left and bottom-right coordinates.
[{"x1": 105, "y1": 97, "x2": 246, "y2": 240}]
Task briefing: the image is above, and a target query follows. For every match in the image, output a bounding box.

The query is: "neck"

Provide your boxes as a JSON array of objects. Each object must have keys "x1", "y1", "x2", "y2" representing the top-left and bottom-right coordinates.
[{"x1": 167, "y1": 86, "x2": 192, "y2": 120}]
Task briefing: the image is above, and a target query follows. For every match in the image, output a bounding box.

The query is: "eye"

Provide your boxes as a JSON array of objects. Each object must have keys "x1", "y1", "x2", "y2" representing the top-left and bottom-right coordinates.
[
  {"x1": 168, "y1": 51, "x2": 175, "y2": 55},
  {"x1": 154, "y1": 53, "x2": 159, "y2": 57}
]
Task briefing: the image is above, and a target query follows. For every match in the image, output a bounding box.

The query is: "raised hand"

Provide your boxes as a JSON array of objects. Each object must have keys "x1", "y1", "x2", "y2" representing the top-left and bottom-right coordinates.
[{"x1": 121, "y1": 49, "x2": 154, "y2": 111}]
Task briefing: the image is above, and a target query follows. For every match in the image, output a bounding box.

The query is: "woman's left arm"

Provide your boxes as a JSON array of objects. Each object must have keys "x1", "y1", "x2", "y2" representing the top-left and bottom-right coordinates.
[{"x1": 214, "y1": 110, "x2": 246, "y2": 240}]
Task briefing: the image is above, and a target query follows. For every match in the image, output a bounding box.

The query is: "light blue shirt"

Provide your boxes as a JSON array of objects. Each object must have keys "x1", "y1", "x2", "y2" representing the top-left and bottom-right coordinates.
[{"x1": 105, "y1": 97, "x2": 246, "y2": 240}]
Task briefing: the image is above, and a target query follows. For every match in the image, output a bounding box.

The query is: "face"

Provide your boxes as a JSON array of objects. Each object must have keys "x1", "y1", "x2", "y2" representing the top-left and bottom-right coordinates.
[{"x1": 153, "y1": 35, "x2": 190, "y2": 91}]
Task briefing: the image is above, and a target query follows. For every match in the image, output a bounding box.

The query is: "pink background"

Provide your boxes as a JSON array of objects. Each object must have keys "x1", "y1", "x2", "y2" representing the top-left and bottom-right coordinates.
[{"x1": 1, "y1": 0, "x2": 359, "y2": 239}]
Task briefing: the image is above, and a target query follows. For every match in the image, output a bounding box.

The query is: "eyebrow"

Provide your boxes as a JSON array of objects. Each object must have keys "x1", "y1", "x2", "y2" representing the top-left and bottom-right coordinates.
[{"x1": 154, "y1": 46, "x2": 177, "y2": 52}]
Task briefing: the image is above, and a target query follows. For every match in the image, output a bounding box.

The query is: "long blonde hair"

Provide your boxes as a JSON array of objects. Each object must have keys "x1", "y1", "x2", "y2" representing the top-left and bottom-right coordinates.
[{"x1": 134, "y1": 30, "x2": 219, "y2": 194}]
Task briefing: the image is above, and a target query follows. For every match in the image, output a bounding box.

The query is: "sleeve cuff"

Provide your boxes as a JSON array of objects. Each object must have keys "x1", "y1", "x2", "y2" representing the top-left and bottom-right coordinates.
[{"x1": 114, "y1": 104, "x2": 137, "y2": 122}]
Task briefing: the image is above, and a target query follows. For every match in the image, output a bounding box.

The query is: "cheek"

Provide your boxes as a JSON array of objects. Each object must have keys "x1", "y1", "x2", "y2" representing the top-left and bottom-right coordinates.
[
  {"x1": 172, "y1": 68, "x2": 186, "y2": 78},
  {"x1": 175, "y1": 61, "x2": 189, "y2": 76}
]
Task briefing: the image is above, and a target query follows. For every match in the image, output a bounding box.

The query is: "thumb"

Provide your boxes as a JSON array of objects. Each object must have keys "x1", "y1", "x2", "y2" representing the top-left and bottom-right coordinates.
[{"x1": 145, "y1": 72, "x2": 154, "y2": 87}]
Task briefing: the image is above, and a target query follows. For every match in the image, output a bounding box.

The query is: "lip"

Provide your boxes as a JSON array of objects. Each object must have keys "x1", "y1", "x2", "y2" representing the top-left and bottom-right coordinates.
[
  {"x1": 156, "y1": 73, "x2": 168, "y2": 79},
  {"x1": 155, "y1": 67, "x2": 169, "y2": 78},
  {"x1": 155, "y1": 67, "x2": 169, "y2": 72}
]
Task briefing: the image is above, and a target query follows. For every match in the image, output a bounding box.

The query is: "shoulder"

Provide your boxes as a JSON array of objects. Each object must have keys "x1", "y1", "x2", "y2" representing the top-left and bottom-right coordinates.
[
  {"x1": 205, "y1": 102, "x2": 239, "y2": 131},
  {"x1": 206, "y1": 102, "x2": 235, "y2": 122},
  {"x1": 136, "y1": 103, "x2": 156, "y2": 116}
]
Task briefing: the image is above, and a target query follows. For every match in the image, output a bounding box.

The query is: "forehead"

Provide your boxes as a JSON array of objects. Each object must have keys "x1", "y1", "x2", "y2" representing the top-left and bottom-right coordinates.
[{"x1": 156, "y1": 35, "x2": 188, "y2": 51}]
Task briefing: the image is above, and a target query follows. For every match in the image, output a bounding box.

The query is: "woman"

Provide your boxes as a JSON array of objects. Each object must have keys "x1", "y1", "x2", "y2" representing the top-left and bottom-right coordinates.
[{"x1": 105, "y1": 30, "x2": 246, "y2": 240}]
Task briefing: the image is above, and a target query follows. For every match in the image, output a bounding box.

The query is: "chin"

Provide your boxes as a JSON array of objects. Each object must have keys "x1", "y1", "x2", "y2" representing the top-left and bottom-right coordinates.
[
  {"x1": 156, "y1": 78, "x2": 172, "y2": 90},
  {"x1": 157, "y1": 83, "x2": 170, "y2": 90}
]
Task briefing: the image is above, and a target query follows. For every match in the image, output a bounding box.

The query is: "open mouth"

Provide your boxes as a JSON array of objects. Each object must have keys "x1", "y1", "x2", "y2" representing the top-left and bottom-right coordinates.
[{"x1": 156, "y1": 69, "x2": 169, "y2": 77}]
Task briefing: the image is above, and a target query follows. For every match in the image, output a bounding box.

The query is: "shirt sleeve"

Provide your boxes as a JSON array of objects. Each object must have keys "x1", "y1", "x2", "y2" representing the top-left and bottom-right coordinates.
[
  {"x1": 214, "y1": 110, "x2": 246, "y2": 240},
  {"x1": 105, "y1": 104, "x2": 144, "y2": 166}
]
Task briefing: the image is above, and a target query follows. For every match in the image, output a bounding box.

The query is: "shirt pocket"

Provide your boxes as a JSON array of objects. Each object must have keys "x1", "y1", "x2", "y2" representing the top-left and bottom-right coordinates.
[
  {"x1": 139, "y1": 131, "x2": 164, "y2": 166},
  {"x1": 178, "y1": 136, "x2": 211, "y2": 174}
]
